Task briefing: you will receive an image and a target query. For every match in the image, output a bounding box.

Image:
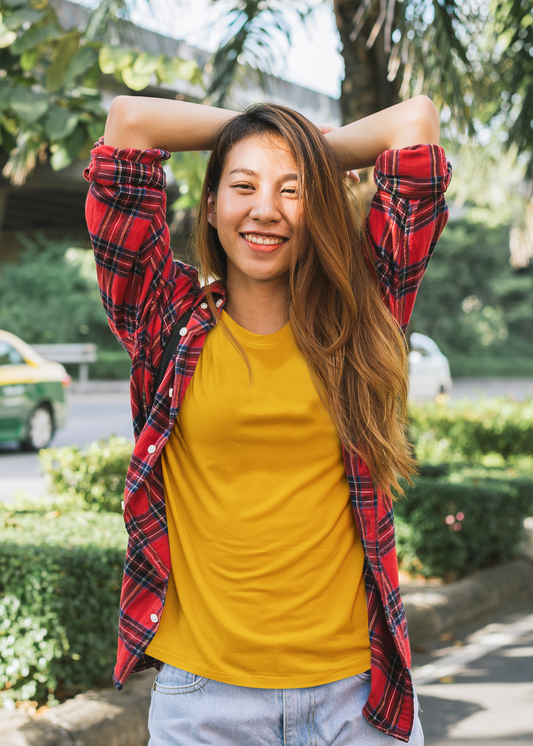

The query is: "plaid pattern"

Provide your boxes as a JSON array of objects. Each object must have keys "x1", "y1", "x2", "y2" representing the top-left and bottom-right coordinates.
[{"x1": 84, "y1": 141, "x2": 451, "y2": 742}]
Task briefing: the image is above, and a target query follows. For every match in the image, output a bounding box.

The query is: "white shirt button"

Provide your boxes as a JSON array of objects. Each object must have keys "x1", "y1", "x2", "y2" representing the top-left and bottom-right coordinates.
[
  {"x1": 215, "y1": 299, "x2": 223, "y2": 308},
  {"x1": 200, "y1": 302, "x2": 208, "y2": 310},
  {"x1": 168, "y1": 388, "x2": 173, "y2": 397},
  {"x1": 148, "y1": 444, "x2": 156, "y2": 454},
  {"x1": 150, "y1": 614, "x2": 158, "y2": 623},
  {"x1": 179, "y1": 326, "x2": 188, "y2": 336}
]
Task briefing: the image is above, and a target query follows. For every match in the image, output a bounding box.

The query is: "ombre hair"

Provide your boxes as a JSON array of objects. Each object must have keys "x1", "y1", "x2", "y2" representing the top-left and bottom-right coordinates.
[{"x1": 194, "y1": 103, "x2": 416, "y2": 497}]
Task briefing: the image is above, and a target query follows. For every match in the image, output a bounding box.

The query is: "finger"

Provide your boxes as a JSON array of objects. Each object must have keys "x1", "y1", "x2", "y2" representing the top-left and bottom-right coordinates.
[{"x1": 346, "y1": 170, "x2": 360, "y2": 183}]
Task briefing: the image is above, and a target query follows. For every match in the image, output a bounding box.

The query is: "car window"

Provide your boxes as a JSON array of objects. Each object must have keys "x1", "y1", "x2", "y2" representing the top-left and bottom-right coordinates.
[
  {"x1": 410, "y1": 346, "x2": 430, "y2": 358},
  {"x1": 0, "y1": 341, "x2": 25, "y2": 366}
]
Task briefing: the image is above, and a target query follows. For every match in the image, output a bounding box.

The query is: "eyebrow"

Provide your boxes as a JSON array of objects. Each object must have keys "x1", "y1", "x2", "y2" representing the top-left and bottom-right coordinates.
[{"x1": 229, "y1": 168, "x2": 299, "y2": 181}]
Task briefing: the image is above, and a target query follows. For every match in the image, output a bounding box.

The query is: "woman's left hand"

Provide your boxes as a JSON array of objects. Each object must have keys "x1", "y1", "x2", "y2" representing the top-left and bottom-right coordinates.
[{"x1": 317, "y1": 122, "x2": 360, "y2": 183}]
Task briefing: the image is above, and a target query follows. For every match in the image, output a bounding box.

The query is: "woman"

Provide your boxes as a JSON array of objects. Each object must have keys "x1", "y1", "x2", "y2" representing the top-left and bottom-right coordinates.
[{"x1": 85, "y1": 94, "x2": 451, "y2": 745}]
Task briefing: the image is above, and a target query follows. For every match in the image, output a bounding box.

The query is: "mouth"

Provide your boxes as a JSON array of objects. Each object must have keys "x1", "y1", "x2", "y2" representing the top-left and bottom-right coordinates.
[{"x1": 240, "y1": 232, "x2": 288, "y2": 250}]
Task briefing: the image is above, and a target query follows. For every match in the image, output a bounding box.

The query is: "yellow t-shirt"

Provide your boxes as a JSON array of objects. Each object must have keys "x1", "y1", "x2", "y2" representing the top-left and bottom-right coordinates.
[{"x1": 146, "y1": 310, "x2": 370, "y2": 688}]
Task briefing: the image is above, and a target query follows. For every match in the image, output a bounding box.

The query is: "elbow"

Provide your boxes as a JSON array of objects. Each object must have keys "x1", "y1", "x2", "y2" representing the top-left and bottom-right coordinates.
[
  {"x1": 411, "y1": 95, "x2": 440, "y2": 146},
  {"x1": 104, "y1": 96, "x2": 150, "y2": 150}
]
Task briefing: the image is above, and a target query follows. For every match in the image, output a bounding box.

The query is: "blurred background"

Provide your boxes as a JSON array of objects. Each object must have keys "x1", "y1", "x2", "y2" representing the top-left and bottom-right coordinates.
[{"x1": 1, "y1": 2, "x2": 533, "y2": 742}]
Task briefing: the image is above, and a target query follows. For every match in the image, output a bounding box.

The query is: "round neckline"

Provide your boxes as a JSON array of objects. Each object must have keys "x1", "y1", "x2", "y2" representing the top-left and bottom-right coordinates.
[{"x1": 221, "y1": 310, "x2": 292, "y2": 348}]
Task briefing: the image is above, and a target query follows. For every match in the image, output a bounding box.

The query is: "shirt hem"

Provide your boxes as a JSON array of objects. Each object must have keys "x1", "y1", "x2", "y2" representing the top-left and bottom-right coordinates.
[{"x1": 145, "y1": 645, "x2": 372, "y2": 689}]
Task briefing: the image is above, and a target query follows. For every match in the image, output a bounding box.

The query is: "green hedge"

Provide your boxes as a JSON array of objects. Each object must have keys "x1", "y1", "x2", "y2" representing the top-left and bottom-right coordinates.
[
  {"x1": 40, "y1": 436, "x2": 133, "y2": 514},
  {"x1": 447, "y1": 355, "x2": 533, "y2": 378},
  {"x1": 0, "y1": 507, "x2": 126, "y2": 708},
  {"x1": 395, "y1": 477, "x2": 530, "y2": 579},
  {"x1": 409, "y1": 398, "x2": 533, "y2": 463}
]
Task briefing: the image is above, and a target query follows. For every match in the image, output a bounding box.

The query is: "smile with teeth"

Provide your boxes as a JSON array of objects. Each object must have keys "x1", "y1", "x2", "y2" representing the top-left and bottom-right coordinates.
[{"x1": 242, "y1": 233, "x2": 286, "y2": 246}]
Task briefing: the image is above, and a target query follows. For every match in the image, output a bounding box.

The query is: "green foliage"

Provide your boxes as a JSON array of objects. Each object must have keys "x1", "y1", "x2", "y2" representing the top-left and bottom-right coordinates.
[
  {"x1": 410, "y1": 211, "x2": 533, "y2": 370},
  {"x1": 88, "y1": 349, "x2": 131, "y2": 380},
  {"x1": 0, "y1": 233, "x2": 119, "y2": 350},
  {"x1": 395, "y1": 477, "x2": 530, "y2": 579},
  {"x1": 409, "y1": 397, "x2": 533, "y2": 464},
  {"x1": 0, "y1": 0, "x2": 204, "y2": 184},
  {"x1": 169, "y1": 150, "x2": 208, "y2": 213},
  {"x1": 40, "y1": 436, "x2": 133, "y2": 514},
  {"x1": 0, "y1": 506, "x2": 126, "y2": 707}
]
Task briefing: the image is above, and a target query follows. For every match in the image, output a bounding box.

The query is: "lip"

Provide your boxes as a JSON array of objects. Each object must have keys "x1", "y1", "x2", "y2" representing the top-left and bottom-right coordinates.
[{"x1": 240, "y1": 232, "x2": 289, "y2": 253}]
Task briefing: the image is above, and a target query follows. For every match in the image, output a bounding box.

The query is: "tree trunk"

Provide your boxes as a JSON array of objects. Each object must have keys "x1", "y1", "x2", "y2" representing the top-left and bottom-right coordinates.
[{"x1": 333, "y1": 0, "x2": 400, "y2": 125}]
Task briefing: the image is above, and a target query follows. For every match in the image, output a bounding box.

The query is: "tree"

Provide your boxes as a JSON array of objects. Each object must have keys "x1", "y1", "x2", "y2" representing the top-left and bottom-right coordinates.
[
  {"x1": 206, "y1": 0, "x2": 532, "y2": 176},
  {"x1": 0, "y1": 0, "x2": 203, "y2": 184}
]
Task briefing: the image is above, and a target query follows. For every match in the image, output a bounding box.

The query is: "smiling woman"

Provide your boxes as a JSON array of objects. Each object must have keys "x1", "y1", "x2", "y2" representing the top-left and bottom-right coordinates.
[{"x1": 85, "y1": 94, "x2": 451, "y2": 746}]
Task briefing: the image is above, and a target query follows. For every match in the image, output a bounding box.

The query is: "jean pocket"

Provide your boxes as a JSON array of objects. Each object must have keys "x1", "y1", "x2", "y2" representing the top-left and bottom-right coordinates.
[{"x1": 153, "y1": 663, "x2": 209, "y2": 695}]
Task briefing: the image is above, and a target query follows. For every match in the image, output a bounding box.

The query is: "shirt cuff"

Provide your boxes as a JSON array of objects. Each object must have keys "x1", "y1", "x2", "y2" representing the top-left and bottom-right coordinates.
[
  {"x1": 83, "y1": 138, "x2": 171, "y2": 189},
  {"x1": 374, "y1": 144, "x2": 452, "y2": 199}
]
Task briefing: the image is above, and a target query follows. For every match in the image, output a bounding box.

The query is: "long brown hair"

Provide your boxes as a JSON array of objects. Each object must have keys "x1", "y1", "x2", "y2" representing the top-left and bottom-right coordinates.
[{"x1": 195, "y1": 103, "x2": 416, "y2": 497}]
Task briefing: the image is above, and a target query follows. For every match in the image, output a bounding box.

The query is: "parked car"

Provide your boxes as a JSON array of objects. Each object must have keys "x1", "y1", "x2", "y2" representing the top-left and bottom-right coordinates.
[
  {"x1": 0, "y1": 330, "x2": 70, "y2": 450},
  {"x1": 408, "y1": 332, "x2": 452, "y2": 402}
]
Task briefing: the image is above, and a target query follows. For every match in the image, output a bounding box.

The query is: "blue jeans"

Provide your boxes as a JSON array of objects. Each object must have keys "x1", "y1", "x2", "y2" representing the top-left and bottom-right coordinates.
[{"x1": 148, "y1": 663, "x2": 424, "y2": 745}]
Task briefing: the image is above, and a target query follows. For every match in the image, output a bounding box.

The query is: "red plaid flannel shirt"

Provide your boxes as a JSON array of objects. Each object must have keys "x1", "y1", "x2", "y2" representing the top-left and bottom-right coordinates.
[{"x1": 84, "y1": 141, "x2": 451, "y2": 742}]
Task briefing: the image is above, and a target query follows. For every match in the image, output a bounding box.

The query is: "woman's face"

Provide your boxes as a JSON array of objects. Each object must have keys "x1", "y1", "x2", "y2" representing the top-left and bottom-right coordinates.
[{"x1": 207, "y1": 133, "x2": 301, "y2": 292}]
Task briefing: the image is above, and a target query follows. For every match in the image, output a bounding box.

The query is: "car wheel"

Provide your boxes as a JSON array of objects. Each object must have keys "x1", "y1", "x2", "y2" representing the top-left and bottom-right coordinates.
[{"x1": 21, "y1": 405, "x2": 54, "y2": 451}]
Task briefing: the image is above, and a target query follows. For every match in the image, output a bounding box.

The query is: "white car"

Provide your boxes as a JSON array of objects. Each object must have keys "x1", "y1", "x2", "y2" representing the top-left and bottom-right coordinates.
[{"x1": 408, "y1": 332, "x2": 452, "y2": 401}]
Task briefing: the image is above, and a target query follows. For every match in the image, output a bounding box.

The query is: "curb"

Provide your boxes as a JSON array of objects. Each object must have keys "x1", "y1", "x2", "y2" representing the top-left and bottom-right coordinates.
[
  {"x1": 3, "y1": 558, "x2": 533, "y2": 746},
  {"x1": 1, "y1": 670, "x2": 153, "y2": 746},
  {"x1": 402, "y1": 558, "x2": 533, "y2": 643}
]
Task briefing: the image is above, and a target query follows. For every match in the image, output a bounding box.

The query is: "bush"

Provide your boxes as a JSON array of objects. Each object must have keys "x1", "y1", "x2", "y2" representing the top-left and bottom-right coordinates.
[
  {"x1": 446, "y1": 353, "x2": 533, "y2": 378},
  {"x1": 64, "y1": 350, "x2": 131, "y2": 381},
  {"x1": 40, "y1": 436, "x2": 133, "y2": 513},
  {"x1": 0, "y1": 507, "x2": 126, "y2": 708},
  {"x1": 394, "y1": 477, "x2": 530, "y2": 579},
  {"x1": 0, "y1": 234, "x2": 117, "y2": 350},
  {"x1": 409, "y1": 397, "x2": 533, "y2": 463}
]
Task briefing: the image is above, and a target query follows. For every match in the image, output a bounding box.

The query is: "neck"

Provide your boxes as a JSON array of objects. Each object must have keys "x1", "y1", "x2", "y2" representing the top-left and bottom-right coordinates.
[{"x1": 224, "y1": 276, "x2": 290, "y2": 335}]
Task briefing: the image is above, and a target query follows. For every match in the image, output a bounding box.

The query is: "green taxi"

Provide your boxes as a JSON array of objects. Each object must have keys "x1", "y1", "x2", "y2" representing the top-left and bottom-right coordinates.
[{"x1": 0, "y1": 330, "x2": 70, "y2": 450}]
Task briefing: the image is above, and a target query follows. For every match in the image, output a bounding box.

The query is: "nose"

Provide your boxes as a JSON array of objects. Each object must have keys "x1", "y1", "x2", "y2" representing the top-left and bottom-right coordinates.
[{"x1": 248, "y1": 188, "x2": 282, "y2": 224}]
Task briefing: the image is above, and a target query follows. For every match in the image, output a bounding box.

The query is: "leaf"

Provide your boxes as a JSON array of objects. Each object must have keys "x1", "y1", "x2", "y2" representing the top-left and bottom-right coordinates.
[
  {"x1": 81, "y1": 61, "x2": 101, "y2": 90},
  {"x1": 172, "y1": 58, "x2": 200, "y2": 83},
  {"x1": 63, "y1": 46, "x2": 99, "y2": 89},
  {"x1": 0, "y1": 86, "x2": 11, "y2": 113},
  {"x1": 0, "y1": 123, "x2": 16, "y2": 152},
  {"x1": 11, "y1": 24, "x2": 61, "y2": 55},
  {"x1": 156, "y1": 56, "x2": 174, "y2": 84},
  {"x1": 20, "y1": 46, "x2": 43, "y2": 71},
  {"x1": 3, "y1": 9, "x2": 44, "y2": 31},
  {"x1": 10, "y1": 86, "x2": 48, "y2": 123},
  {"x1": 132, "y1": 51, "x2": 159, "y2": 76},
  {"x1": 99, "y1": 45, "x2": 134, "y2": 74},
  {"x1": 50, "y1": 123, "x2": 87, "y2": 171},
  {"x1": 44, "y1": 107, "x2": 79, "y2": 140},
  {"x1": 121, "y1": 66, "x2": 151, "y2": 91},
  {"x1": 87, "y1": 119, "x2": 104, "y2": 145},
  {"x1": 45, "y1": 36, "x2": 80, "y2": 93},
  {"x1": 0, "y1": 23, "x2": 17, "y2": 48}
]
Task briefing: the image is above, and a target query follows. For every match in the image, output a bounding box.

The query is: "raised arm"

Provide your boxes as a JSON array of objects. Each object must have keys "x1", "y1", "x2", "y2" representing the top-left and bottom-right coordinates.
[
  {"x1": 104, "y1": 96, "x2": 237, "y2": 151},
  {"x1": 324, "y1": 95, "x2": 440, "y2": 171}
]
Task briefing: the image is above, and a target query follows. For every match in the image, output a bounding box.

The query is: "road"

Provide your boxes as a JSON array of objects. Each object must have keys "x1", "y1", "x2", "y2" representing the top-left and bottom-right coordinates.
[{"x1": 414, "y1": 597, "x2": 533, "y2": 745}]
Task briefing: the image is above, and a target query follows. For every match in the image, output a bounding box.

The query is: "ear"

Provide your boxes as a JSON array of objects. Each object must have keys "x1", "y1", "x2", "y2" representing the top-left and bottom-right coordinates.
[{"x1": 207, "y1": 192, "x2": 217, "y2": 229}]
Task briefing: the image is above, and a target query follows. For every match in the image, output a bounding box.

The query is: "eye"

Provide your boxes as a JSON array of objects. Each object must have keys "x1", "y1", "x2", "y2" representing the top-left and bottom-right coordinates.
[
  {"x1": 232, "y1": 183, "x2": 254, "y2": 190},
  {"x1": 282, "y1": 186, "x2": 299, "y2": 195}
]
